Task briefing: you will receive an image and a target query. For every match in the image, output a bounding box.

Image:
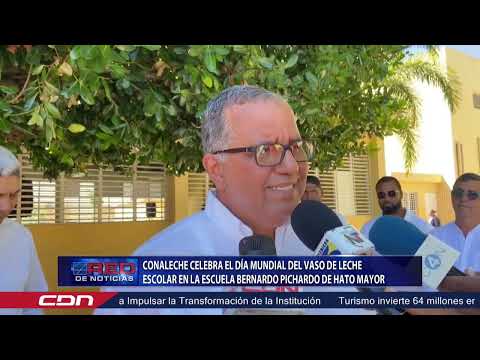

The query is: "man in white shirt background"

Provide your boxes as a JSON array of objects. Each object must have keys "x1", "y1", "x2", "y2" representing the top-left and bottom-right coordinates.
[
  {"x1": 431, "y1": 173, "x2": 480, "y2": 273},
  {"x1": 361, "y1": 176, "x2": 433, "y2": 238},
  {"x1": 96, "y1": 85, "x2": 373, "y2": 315},
  {"x1": 0, "y1": 146, "x2": 48, "y2": 315}
]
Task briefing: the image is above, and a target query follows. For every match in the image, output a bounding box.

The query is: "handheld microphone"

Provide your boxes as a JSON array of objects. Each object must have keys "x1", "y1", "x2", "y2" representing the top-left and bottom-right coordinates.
[
  {"x1": 369, "y1": 215, "x2": 463, "y2": 289},
  {"x1": 291, "y1": 200, "x2": 375, "y2": 255},
  {"x1": 239, "y1": 235, "x2": 276, "y2": 256},
  {"x1": 235, "y1": 235, "x2": 303, "y2": 315},
  {"x1": 291, "y1": 201, "x2": 404, "y2": 315}
]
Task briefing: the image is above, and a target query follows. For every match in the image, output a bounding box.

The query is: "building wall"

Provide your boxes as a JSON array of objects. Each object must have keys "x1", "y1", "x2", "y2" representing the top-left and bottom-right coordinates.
[
  {"x1": 28, "y1": 220, "x2": 171, "y2": 314},
  {"x1": 446, "y1": 47, "x2": 480, "y2": 176},
  {"x1": 383, "y1": 46, "x2": 457, "y2": 188},
  {"x1": 393, "y1": 173, "x2": 454, "y2": 224}
]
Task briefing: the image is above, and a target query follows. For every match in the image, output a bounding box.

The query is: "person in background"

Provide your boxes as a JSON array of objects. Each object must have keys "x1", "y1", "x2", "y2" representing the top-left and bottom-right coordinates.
[
  {"x1": 0, "y1": 146, "x2": 48, "y2": 315},
  {"x1": 428, "y1": 209, "x2": 441, "y2": 227},
  {"x1": 361, "y1": 176, "x2": 433, "y2": 238},
  {"x1": 431, "y1": 173, "x2": 480, "y2": 273},
  {"x1": 302, "y1": 175, "x2": 347, "y2": 225}
]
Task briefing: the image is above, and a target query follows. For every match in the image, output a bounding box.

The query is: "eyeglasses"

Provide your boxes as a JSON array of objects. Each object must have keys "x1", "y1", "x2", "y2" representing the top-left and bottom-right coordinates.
[
  {"x1": 212, "y1": 140, "x2": 314, "y2": 167},
  {"x1": 452, "y1": 188, "x2": 480, "y2": 201},
  {"x1": 377, "y1": 190, "x2": 399, "y2": 199}
]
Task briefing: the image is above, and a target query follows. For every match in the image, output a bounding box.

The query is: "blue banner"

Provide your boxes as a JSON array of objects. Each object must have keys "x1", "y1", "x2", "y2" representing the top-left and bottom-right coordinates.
[
  {"x1": 98, "y1": 292, "x2": 480, "y2": 309},
  {"x1": 58, "y1": 256, "x2": 422, "y2": 287}
]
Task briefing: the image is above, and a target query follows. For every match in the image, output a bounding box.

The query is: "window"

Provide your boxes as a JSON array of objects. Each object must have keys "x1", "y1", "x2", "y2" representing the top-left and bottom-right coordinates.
[
  {"x1": 11, "y1": 156, "x2": 168, "y2": 224},
  {"x1": 402, "y1": 192, "x2": 418, "y2": 215},
  {"x1": 309, "y1": 154, "x2": 373, "y2": 216},
  {"x1": 186, "y1": 154, "x2": 373, "y2": 217}
]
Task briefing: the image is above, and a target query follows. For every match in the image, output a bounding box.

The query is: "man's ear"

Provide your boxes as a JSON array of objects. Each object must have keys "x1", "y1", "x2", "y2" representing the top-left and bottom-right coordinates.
[{"x1": 202, "y1": 154, "x2": 226, "y2": 192}]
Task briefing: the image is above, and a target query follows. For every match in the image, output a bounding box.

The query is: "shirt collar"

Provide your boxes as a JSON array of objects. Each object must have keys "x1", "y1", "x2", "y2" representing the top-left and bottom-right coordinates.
[
  {"x1": 204, "y1": 190, "x2": 291, "y2": 251},
  {"x1": 204, "y1": 190, "x2": 253, "y2": 243},
  {"x1": 452, "y1": 222, "x2": 480, "y2": 238}
]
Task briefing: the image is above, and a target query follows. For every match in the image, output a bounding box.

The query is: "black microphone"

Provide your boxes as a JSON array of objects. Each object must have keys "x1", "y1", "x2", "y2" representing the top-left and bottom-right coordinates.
[
  {"x1": 239, "y1": 235, "x2": 276, "y2": 256},
  {"x1": 291, "y1": 200, "x2": 342, "y2": 253},
  {"x1": 292, "y1": 200, "x2": 375, "y2": 255}
]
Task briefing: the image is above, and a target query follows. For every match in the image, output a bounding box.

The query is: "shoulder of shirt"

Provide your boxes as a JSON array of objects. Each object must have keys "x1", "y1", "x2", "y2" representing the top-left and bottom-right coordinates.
[
  {"x1": 0, "y1": 218, "x2": 33, "y2": 241},
  {"x1": 430, "y1": 221, "x2": 456, "y2": 236},
  {"x1": 132, "y1": 211, "x2": 212, "y2": 256}
]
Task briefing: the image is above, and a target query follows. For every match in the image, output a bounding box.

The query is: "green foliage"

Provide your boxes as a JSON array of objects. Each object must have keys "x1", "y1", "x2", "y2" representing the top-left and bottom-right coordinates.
[{"x1": 0, "y1": 45, "x2": 460, "y2": 178}]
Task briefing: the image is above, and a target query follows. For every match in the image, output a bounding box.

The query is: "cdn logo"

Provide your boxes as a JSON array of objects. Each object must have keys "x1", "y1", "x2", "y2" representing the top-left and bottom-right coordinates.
[{"x1": 38, "y1": 295, "x2": 94, "y2": 307}]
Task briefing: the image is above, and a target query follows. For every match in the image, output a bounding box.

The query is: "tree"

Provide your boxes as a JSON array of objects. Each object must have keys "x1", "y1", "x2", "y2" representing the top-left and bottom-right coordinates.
[{"x1": 0, "y1": 45, "x2": 459, "y2": 179}]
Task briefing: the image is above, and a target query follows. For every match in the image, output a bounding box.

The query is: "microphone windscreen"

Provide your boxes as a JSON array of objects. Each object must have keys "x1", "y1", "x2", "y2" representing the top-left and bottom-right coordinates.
[
  {"x1": 369, "y1": 215, "x2": 426, "y2": 255},
  {"x1": 291, "y1": 200, "x2": 343, "y2": 251}
]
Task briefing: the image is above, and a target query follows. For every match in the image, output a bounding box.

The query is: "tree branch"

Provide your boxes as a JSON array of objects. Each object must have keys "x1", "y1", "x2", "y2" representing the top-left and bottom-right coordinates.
[{"x1": 9, "y1": 64, "x2": 33, "y2": 104}]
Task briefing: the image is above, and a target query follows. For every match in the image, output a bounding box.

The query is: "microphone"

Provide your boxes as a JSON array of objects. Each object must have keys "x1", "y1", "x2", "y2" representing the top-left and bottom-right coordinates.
[
  {"x1": 291, "y1": 200, "x2": 375, "y2": 256},
  {"x1": 369, "y1": 215, "x2": 463, "y2": 289},
  {"x1": 239, "y1": 235, "x2": 276, "y2": 256},
  {"x1": 291, "y1": 201, "x2": 404, "y2": 315},
  {"x1": 235, "y1": 235, "x2": 303, "y2": 315}
]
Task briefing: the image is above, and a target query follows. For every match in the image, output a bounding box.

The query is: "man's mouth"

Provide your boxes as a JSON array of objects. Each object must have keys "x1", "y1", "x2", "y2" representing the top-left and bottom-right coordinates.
[{"x1": 268, "y1": 184, "x2": 295, "y2": 191}]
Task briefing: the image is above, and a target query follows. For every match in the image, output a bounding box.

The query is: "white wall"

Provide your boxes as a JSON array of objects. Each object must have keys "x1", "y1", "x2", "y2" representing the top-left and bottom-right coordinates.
[{"x1": 384, "y1": 46, "x2": 457, "y2": 188}]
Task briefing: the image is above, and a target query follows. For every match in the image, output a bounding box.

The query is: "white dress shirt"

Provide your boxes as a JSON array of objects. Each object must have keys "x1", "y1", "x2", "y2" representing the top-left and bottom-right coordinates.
[
  {"x1": 96, "y1": 191, "x2": 374, "y2": 315},
  {"x1": 0, "y1": 218, "x2": 47, "y2": 315},
  {"x1": 431, "y1": 222, "x2": 480, "y2": 272},
  {"x1": 361, "y1": 209, "x2": 434, "y2": 239}
]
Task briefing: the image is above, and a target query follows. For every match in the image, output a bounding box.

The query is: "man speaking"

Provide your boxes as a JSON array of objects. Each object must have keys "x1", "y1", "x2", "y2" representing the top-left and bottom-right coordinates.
[{"x1": 96, "y1": 85, "x2": 372, "y2": 315}]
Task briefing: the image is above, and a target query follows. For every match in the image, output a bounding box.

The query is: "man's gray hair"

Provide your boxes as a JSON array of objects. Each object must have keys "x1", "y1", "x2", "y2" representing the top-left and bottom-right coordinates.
[
  {"x1": 0, "y1": 146, "x2": 21, "y2": 177},
  {"x1": 201, "y1": 85, "x2": 287, "y2": 154}
]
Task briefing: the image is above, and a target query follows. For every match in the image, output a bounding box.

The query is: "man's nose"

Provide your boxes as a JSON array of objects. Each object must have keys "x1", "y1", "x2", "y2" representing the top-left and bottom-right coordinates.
[{"x1": 277, "y1": 148, "x2": 299, "y2": 174}]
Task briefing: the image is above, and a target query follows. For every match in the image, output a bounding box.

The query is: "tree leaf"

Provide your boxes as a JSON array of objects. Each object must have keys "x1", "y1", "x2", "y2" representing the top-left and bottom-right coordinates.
[
  {"x1": 285, "y1": 54, "x2": 298, "y2": 69},
  {"x1": 44, "y1": 81, "x2": 60, "y2": 95},
  {"x1": 79, "y1": 85, "x2": 95, "y2": 105},
  {"x1": 32, "y1": 65, "x2": 45, "y2": 75},
  {"x1": 61, "y1": 154, "x2": 74, "y2": 167},
  {"x1": 0, "y1": 116, "x2": 10, "y2": 133},
  {"x1": 0, "y1": 85, "x2": 17, "y2": 95},
  {"x1": 214, "y1": 46, "x2": 230, "y2": 56},
  {"x1": 68, "y1": 123, "x2": 86, "y2": 133},
  {"x1": 141, "y1": 45, "x2": 162, "y2": 51},
  {"x1": 204, "y1": 48, "x2": 217, "y2": 74},
  {"x1": 27, "y1": 111, "x2": 43, "y2": 127},
  {"x1": 258, "y1": 57, "x2": 273, "y2": 69},
  {"x1": 115, "y1": 45, "x2": 136, "y2": 52},
  {"x1": 201, "y1": 74, "x2": 213, "y2": 88},
  {"x1": 45, "y1": 103, "x2": 62, "y2": 120},
  {"x1": 58, "y1": 62, "x2": 73, "y2": 77},
  {"x1": 45, "y1": 116, "x2": 56, "y2": 144},
  {"x1": 99, "y1": 123, "x2": 114, "y2": 135},
  {"x1": 305, "y1": 71, "x2": 319, "y2": 88},
  {"x1": 102, "y1": 78, "x2": 112, "y2": 102}
]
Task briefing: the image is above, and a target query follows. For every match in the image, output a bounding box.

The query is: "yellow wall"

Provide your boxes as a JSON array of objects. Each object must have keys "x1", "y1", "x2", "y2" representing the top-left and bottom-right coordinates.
[
  {"x1": 393, "y1": 172, "x2": 455, "y2": 225},
  {"x1": 28, "y1": 221, "x2": 171, "y2": 314},
  {"x1": 346, "y1": 215, "x2": 372, "y2": 230},
  {"x1": 446, "y1": 48, "x2": 480, "y2": 175}
]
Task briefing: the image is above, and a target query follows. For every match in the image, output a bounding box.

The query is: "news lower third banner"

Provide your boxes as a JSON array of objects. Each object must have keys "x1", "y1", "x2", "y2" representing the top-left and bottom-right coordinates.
[
  {"x1": 58, "y1": 256, "x2": 422, "y2": 287},
  {"x1": 1, "y1": 292, "x2": 480, "y2": 309}
]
